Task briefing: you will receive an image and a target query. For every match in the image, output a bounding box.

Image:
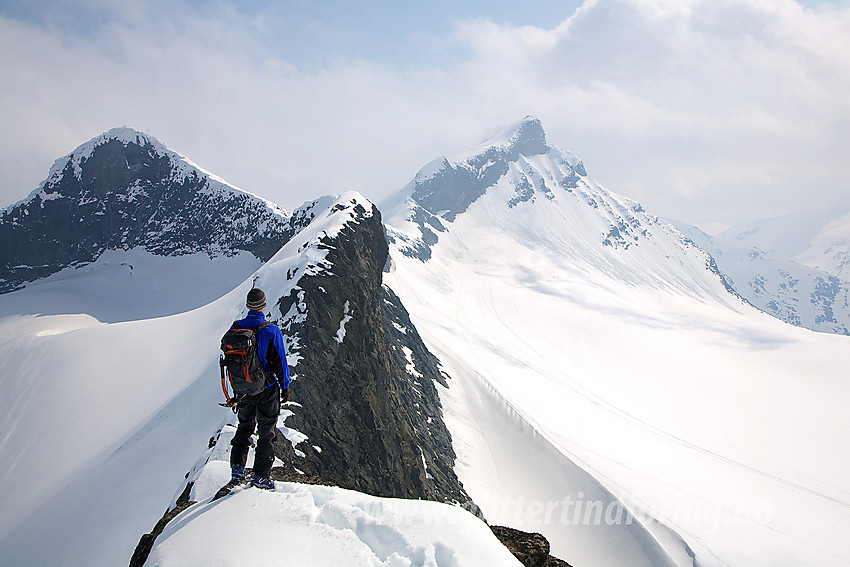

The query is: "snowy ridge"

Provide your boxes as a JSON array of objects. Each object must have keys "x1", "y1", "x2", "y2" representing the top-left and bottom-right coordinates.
[
  {"x1": 255, "y1": 192, "x2": 375, "y2": 368},
  {"x1": 144, "y1": 417, "x2": 522, "y2": 567}
]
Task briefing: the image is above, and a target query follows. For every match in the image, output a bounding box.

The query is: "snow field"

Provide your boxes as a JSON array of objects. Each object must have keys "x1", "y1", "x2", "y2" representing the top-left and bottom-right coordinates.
[{"x1": 0, "y1": 248, "x2": 263, "y2": 322}]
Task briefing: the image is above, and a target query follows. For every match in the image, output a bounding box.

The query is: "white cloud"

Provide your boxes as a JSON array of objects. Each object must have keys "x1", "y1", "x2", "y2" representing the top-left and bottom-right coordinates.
[
  {"x1": 1, "y1": 0, "x2": 848, "y2": 225},
  {"x1": 449, "y1": 0, "x2": 850, "y2": 222}
]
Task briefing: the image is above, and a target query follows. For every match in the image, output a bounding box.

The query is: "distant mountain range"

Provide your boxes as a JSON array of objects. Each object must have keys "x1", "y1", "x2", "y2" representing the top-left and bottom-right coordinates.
[
  {"x1": 3, "y1": 121, "x2": 846, "y2": 335},
  {"x1": 675, "y1": 220, "x2": 850, "y2": 335}
]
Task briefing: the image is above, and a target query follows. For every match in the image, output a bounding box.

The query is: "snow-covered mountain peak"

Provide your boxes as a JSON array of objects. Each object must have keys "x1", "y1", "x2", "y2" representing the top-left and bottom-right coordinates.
[
  {"x1": 406, "y1": 116, "x2": 552, "y2": 189},
  {"x1": 0, "y1": 127, "x2": 293, "y2": 292},
  {"x1": 385, "y1": 117, "x2": 587, "y2": 236},
  {"x1": 382, "y1": 118, "x2": 732, "y2": 300},
  {"x1": 82, "y1": 126, "x2": 165, "y2": 152}
]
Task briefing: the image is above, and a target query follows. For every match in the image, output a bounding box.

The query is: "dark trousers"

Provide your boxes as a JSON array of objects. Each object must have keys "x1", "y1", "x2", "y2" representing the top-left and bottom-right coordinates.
[{"x1": 230, "y1": 383, "x2": 280, "y2": 478}]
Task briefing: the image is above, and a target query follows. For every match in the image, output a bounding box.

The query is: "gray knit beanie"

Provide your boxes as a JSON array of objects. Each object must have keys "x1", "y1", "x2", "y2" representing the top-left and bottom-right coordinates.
[{"x1": 246, "y1": 288, "x2": 267, "y2": 312}]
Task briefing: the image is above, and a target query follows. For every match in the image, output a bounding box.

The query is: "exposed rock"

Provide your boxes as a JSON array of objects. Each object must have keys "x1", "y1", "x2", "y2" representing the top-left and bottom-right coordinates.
[
  {"x1": 410, "y1": 117, "x2": 553, "y2": 222},
  {"x1": 129, "y1": 498, "x2": 195, "y2": 567},
  {"x1": 491, "y1": 525, "x2": 573, "y2": 567},
  {"x1": 275, "y1": 199, "x2": 469, "y2": 504}
]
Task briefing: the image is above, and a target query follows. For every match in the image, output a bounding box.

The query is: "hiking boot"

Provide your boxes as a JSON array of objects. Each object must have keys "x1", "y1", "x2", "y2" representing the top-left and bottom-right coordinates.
[
  {"x1": 230, "y1": 464, "x2": 247, "y2": 484},
  {"x1": 251, "y1": 473, "x2": 275, "y2": 490}
]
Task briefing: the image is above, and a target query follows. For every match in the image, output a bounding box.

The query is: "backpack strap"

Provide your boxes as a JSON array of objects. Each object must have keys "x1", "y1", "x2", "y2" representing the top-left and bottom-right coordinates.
[
  {"x1": 232, "y1": 320, "x2": 272, "y2": 332},
  {"x1": 254, "y1": 321, "x2": 274, "y2": 382}
]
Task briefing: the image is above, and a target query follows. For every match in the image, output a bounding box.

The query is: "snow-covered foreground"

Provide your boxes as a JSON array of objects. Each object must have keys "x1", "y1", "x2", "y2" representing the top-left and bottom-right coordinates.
[
  {"x1": 145, "y1": 420, "x2": 522, "y2": 567},
  {"x1": 383, "y1": 182, "x2": 850, "y2": 565},
  {"x1": 149, "y1": 482, "x2": 521, "y2": 567}
]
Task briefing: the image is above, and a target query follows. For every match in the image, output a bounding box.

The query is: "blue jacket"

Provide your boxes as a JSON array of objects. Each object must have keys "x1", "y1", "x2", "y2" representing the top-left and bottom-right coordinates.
[{"x1": 234, "y1": 311, "x2": 291, "y2": 390}]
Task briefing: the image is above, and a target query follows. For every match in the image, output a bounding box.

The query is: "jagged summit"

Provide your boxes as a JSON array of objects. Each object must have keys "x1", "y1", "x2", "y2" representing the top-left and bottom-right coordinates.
[
  {"x1": 383, "y1": 117, "x2": 586, "y2": 231},
  {"x1": 32, "y1": 126, "x2": 267, "y2": 204},
  {"x1": 37, "y1": 127, "x2": 166, "y2": 191},
  {"x1": 466, "y1": 115, "x2": 549, "y2": 160},
  {"x1": 0, "y1": 127, "x2": 292, "y2": 292}
]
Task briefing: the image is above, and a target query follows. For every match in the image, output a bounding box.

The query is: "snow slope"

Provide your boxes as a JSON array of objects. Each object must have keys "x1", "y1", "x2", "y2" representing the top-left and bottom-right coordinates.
[
  {"x1": 0, "y1": 286, "x2": 238, "y2": 566},
  {"x1": 382, "y1": 121, "x2": 850, "y2": 566},
  {"x1": 0, "y1": 248, "x2": 262, "y2": 322}
]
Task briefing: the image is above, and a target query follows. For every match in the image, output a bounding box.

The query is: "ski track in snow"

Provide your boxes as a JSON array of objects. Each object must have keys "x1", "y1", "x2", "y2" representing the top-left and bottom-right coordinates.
[
  {"x1": 390, "y1": 257, "x2": 850, "y2": 565},
  {"x1": 488, "y1": 270, "x2": 850, "y2": 513}
]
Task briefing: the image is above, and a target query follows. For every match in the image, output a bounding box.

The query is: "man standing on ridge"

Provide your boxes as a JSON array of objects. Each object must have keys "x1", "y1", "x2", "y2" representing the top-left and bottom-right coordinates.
[{"x1": 229, "y1": 288, "x2": 290, "y2": 490}]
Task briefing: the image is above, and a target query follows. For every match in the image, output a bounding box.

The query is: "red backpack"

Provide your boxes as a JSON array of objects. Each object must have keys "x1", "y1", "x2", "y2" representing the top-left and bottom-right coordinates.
[{"x1": 219, "y1": 322, "x2": 271, "y2": 403}]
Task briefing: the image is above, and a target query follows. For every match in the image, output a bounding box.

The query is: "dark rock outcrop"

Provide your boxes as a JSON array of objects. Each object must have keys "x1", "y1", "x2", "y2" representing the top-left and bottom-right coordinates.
[
  {"x1": 275, "y1": 198, "x2": 469, "y2": 504},
  {"x1": 491, "y1": 525, "x2": 573, "y2": 567},
  {"x1": 128, "y1": 196, "x2": 473, "y2": 566}
]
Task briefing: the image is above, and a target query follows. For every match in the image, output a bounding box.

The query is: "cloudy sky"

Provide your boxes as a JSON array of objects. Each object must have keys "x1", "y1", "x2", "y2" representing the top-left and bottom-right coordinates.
[{"x1": 1, "y1": 0, "x2": 848, "y2": 229}]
